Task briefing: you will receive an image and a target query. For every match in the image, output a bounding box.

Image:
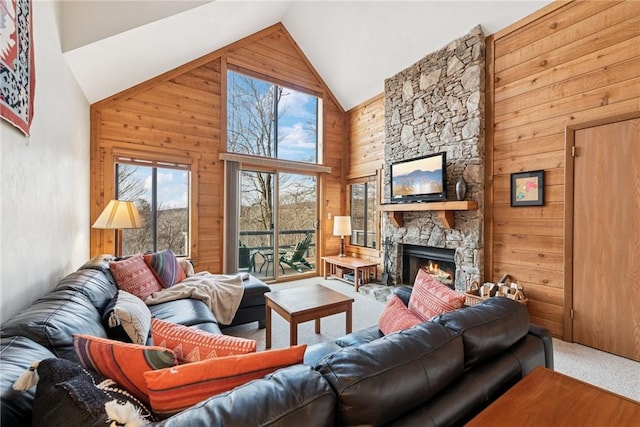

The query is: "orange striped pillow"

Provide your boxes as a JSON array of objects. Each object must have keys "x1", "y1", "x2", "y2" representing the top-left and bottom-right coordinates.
[
  {"x1": 151, "y1": 318, "x2": 256, "y2": 363},
  {"x1": 379, "y1": 294, "x2": 423, "y2": 335},
  {"x1": 73, "y1": 334, "x2": 177, "y2": 404},
  {"x1": 144, "y1": 344, "x2": 306, "y2": 417}
]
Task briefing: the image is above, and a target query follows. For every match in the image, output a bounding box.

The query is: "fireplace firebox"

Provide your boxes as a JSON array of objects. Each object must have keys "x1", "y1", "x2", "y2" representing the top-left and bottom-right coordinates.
[{"x1": 402, "y1": 244, "x2": 456, "y2": 289}]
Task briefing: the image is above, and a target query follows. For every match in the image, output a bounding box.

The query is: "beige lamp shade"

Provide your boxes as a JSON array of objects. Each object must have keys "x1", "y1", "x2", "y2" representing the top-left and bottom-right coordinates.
[
  {"x1": 92, "y1": 200, "x2": 143, "y2": 229},
  {"x1": 333, "y1": 216, "x2": 351, "y2": 257},
  {"x1": 333, "y1": 216, "x2": 352, "y2": 237}
]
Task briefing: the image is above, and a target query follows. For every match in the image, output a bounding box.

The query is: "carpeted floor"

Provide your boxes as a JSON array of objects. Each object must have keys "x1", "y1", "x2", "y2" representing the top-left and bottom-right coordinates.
[{"x1": 225, "y1": 277, "x2": 640, "y2": 402}]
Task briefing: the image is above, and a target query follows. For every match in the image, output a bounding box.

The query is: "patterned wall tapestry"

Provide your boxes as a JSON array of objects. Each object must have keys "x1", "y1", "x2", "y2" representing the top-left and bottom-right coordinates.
[{"x1": 1, "y1": 0, "x2": 35, "y2": 135}]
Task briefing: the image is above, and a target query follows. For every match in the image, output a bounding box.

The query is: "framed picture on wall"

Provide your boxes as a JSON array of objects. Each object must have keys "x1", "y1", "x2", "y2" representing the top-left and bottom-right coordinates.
[{"x1": 511, "y1": 170, "x2": 544, "y2": 207}]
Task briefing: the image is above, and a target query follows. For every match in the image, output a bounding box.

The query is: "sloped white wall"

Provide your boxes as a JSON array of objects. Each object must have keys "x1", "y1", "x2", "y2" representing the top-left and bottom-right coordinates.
[{"x1": 0, "y1": 1, "x2": 90, "y2": 323}]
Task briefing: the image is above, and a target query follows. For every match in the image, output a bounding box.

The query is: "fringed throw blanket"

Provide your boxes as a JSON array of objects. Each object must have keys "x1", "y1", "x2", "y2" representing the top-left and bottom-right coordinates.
[{"x1": 145, "y1": 273, "x2": 245, "y2": 325}]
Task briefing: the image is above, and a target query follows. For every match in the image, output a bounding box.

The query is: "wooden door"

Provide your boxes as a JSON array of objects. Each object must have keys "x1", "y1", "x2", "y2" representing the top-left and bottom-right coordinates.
[{"x1": 572, "y1": 118, "x2": 640, "y2": 361}]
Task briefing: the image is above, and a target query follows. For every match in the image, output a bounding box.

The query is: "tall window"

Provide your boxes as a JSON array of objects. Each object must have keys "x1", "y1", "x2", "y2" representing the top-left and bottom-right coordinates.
[
  {"x1": 115, "y1": 160, "x2": 190, "y2": 256},
  {"x1": 227, "y1": 70, "x2": 319, "y2": 164},
  {"x1": 350, "y1": 181, "x2": 377, "y2": 249}
]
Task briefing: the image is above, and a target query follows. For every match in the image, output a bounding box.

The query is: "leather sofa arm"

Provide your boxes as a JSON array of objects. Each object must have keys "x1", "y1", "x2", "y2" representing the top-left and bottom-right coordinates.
[{"x1": 528, "y1": 323, "x2": 554, "y2": 369}]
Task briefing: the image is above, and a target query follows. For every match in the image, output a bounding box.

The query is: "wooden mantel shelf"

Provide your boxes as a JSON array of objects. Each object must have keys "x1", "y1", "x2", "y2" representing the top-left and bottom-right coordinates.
[{"x1": 378, "y1": 201, "x2": 478, "y2": 228}]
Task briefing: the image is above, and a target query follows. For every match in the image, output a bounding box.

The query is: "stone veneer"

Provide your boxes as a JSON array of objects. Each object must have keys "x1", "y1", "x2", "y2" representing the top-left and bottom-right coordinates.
[{"x1": 383, "y1": 26, "x2": 485, "y2": 292}]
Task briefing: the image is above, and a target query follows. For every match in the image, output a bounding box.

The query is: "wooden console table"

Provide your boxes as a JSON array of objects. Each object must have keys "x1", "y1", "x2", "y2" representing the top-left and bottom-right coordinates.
[
  {"x1": 467, "y1": 367, "x2": 640, "y2": 426},
  {"x1": 322, "y1": 255, "x2": 378, "y2": 292}
]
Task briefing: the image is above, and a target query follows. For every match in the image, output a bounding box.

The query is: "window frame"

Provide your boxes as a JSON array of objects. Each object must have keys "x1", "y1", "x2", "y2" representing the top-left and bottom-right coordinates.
[
  {"x1": 347, "y1": 174, "x2": 380, "y2": 252},
  {"x1": 226, "y1": 67, "x2": 321, "y2": 165},
  {"x1": 104, "y1": 149, "x2": 197, "y2": 258}
]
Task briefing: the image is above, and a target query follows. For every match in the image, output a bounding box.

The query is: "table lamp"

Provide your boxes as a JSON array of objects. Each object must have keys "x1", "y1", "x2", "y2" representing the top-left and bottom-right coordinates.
[
  {"x1": 92, "y1": 199, "x2": 143, "y2": 257},
  {"x1": 333, "y1": 216, "x2": 352, "y2": 257}
]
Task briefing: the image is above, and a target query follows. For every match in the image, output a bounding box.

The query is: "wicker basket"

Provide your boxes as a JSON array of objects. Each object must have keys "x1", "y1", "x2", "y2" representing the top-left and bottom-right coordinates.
[{"x1": 465, "y1": 280, "x2": 528, "y2": 306}]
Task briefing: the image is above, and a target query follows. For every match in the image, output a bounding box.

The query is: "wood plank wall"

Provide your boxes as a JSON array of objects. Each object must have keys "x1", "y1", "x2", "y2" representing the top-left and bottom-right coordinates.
[
  {"x1": 345, "y1": 94, "x2": 385, "y2": 262},
  {"x1": 487, "y1": 0, "x2": 640, "y2": 338},
  {"x1": 90, "y1": 23, "x2": 345, "y2": 273}
]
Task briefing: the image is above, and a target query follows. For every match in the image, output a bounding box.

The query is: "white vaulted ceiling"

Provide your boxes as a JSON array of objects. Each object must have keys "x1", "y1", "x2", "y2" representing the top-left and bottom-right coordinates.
[{"x1": 61, "y1": 0, "x2": 551, "y2": 109}]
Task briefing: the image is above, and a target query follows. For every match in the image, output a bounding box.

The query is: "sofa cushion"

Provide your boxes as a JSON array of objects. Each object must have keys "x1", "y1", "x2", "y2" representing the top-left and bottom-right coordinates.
[
  {"x1": 387, "y1": 349, "x2": 524, "y2": 427},
  {"x1": 54, "y1": 269, "x2": 118, "y2": 313},
  {"x1": 144, "y1": 344, "x2": 307, "y2": 417},
  {"x1": 238, "y1": 276, "x2": 271, "y2": 307},
  {"x1": 432, "y1": 297, "x2": 530, "y2": 368},
  {"x1": 109, "y1": 254, "x2": 163, "y2": 300},
  {"x1": 78, "y1": 254, "x2": 117, "y2": 283},
  {"x1": 73, "y1": 334, "x2": 177, "y2": 404},
  {"x1": 335, "y1": 325, "x2": 383, "y2": 347},
  {"x1": 379, "y1": 294, "x2": 423, "y2": 335},
  {"x1": 144, "y1": 250, "x2": 186, "y2": 288},
  {"x1": 148, "y1": 298, "x2": 219, "y2": 326},
  {"x1": 315, "y1": 321, "x2": 464, "y2": 426},
  {"x1": 408, "y1": 269, "x2": 466, "y2": 321},
  {"x1": 32, "y1": 358, "x2": 154, "y2": 427},
  {"x1": 151, "y1": 318, "x2": 256, "y2": 362},
  {"x1": 0, "y1": 291, "x2": 107, "y2": 362},
  {"x1": 0, "y1": 336, "x2": 56, "y2": 427},
  {"x1": 155, "y1": 364, "x2": 336, "y2": 427},
  {"x1": 102, "y1": 290, "x2": 152, "y2": 344}
]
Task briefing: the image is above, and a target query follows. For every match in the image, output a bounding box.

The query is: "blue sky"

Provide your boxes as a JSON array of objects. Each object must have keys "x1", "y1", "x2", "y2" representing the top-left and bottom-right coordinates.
[
  {"x1": 277, "y1": 89, "x2": 318, "y2": 163},
  {"x1": 130, "y1": 167, "x2": 188, "y2": 210}
]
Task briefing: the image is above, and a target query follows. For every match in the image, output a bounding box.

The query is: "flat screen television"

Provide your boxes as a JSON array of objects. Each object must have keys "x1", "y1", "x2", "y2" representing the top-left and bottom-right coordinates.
[{"x1": 390, "y1": 152, "x2": 447, "y2": 203}]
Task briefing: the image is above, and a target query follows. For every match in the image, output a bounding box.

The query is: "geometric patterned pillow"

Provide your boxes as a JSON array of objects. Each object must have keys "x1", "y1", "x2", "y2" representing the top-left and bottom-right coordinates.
[
  {"x1": 378, "y1": 294, "x2": 423, "y2": 335},
  {"x1": 102, "y1": 290, "x2": 152, "y2": 344},
  {"x1": 408, "y1": 269, "x2": 466, "y2": 321},
  {"x1": 73, "y1": 334, "x2": 177, "y2": 404},
  {"x1": 109, "y1": 254, "x2": 163, "y2": 300},
  {"x1": 143, "y1": 250, "x2": 186, "y2": 288},
  {"x1": 143, "y1": 344, "x2": 307, "y2": 418},
  {"x1": 151, "y1": 318, "x2": 256, "y2": 363}
]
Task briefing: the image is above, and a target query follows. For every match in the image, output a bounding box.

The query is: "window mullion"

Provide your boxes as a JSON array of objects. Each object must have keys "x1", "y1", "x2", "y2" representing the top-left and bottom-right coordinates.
[{"x1": 152, "y1": 168, "x2": 158, "y2": 252}]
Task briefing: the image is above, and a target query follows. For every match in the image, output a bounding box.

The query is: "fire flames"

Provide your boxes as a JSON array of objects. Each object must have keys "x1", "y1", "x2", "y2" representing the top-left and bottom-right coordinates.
[{"x1": 422, "y1": 261, "x2": 452, "y2": 283}]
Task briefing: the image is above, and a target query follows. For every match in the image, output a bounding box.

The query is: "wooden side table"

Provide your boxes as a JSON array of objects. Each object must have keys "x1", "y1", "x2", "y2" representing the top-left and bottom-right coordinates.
[{"x1": 322, "y1": 255, "x2": 378, "y2": 292}]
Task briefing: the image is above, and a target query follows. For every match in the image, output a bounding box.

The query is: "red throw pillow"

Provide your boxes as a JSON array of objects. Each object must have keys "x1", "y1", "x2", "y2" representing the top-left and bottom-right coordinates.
[
  {"x1": 408, "y1": 269, "x2": 466, "y2": 321},
  {"x1": 379, "y1": 294, "x2": 423, "y2": 335},
  {"x1": 110, "y1": 254, "x2": 163, "y2": 300},
  {"x1": 144, "y1": 344, "x2": 307, "y2": 417},
  {"x1": 151, "y1": 318, "x2": 256, "y2": 363},
  {"x1": 73, "y1": 334, "x2": 177, "y2": 404}
]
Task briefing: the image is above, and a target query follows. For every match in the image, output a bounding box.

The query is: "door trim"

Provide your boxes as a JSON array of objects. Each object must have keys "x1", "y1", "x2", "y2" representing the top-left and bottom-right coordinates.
[{"x1": 563, "y1": 111, "x2": 640, "y2": 342}]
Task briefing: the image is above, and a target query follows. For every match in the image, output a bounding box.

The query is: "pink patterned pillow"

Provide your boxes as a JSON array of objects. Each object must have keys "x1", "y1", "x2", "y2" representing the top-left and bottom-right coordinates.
[
  {"x1": 110, "y1": 254, "x2": 163, "y2": 300},
  {"x1": 378, "y1": 295, "x2": 423, "y2": 335},
  {"x1": 408, "y1": 269, "x2": 466, "y2": 321}
]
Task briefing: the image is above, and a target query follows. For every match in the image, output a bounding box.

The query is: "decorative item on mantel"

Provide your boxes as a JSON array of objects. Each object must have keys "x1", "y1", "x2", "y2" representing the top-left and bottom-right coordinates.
[{"x1": 456, "y1": 175, "x2": 467, "y2": 201}]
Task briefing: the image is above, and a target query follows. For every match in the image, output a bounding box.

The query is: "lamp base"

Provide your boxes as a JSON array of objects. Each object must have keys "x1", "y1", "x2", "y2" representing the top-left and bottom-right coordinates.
[{"x1": 339, "y1": 237, "x2": 347, "y2": 257}]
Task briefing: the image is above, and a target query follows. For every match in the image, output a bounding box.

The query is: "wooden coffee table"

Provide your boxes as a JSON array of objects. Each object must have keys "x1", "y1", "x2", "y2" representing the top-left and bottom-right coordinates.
[
  {"x1": 264, "y1": 284, "x2": 354, "y2": 349},
  {"x1": 467, "y1": 366, "x2": 640, "y2": 426}
]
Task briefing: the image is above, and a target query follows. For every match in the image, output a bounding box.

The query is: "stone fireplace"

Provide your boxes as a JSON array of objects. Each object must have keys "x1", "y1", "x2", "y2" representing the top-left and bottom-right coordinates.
[{"x1": 382, "y1": 26, "x2": 485, "y2": 293}]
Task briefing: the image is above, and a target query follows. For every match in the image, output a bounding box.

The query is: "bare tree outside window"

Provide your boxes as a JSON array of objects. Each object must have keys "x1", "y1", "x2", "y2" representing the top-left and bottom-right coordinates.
[
  {"x1": 228, "y1": 71, "x2": 319, "y2": 260},
  {"x1": 116, "y1": 163, "x2": 190, "y2": 256}
]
